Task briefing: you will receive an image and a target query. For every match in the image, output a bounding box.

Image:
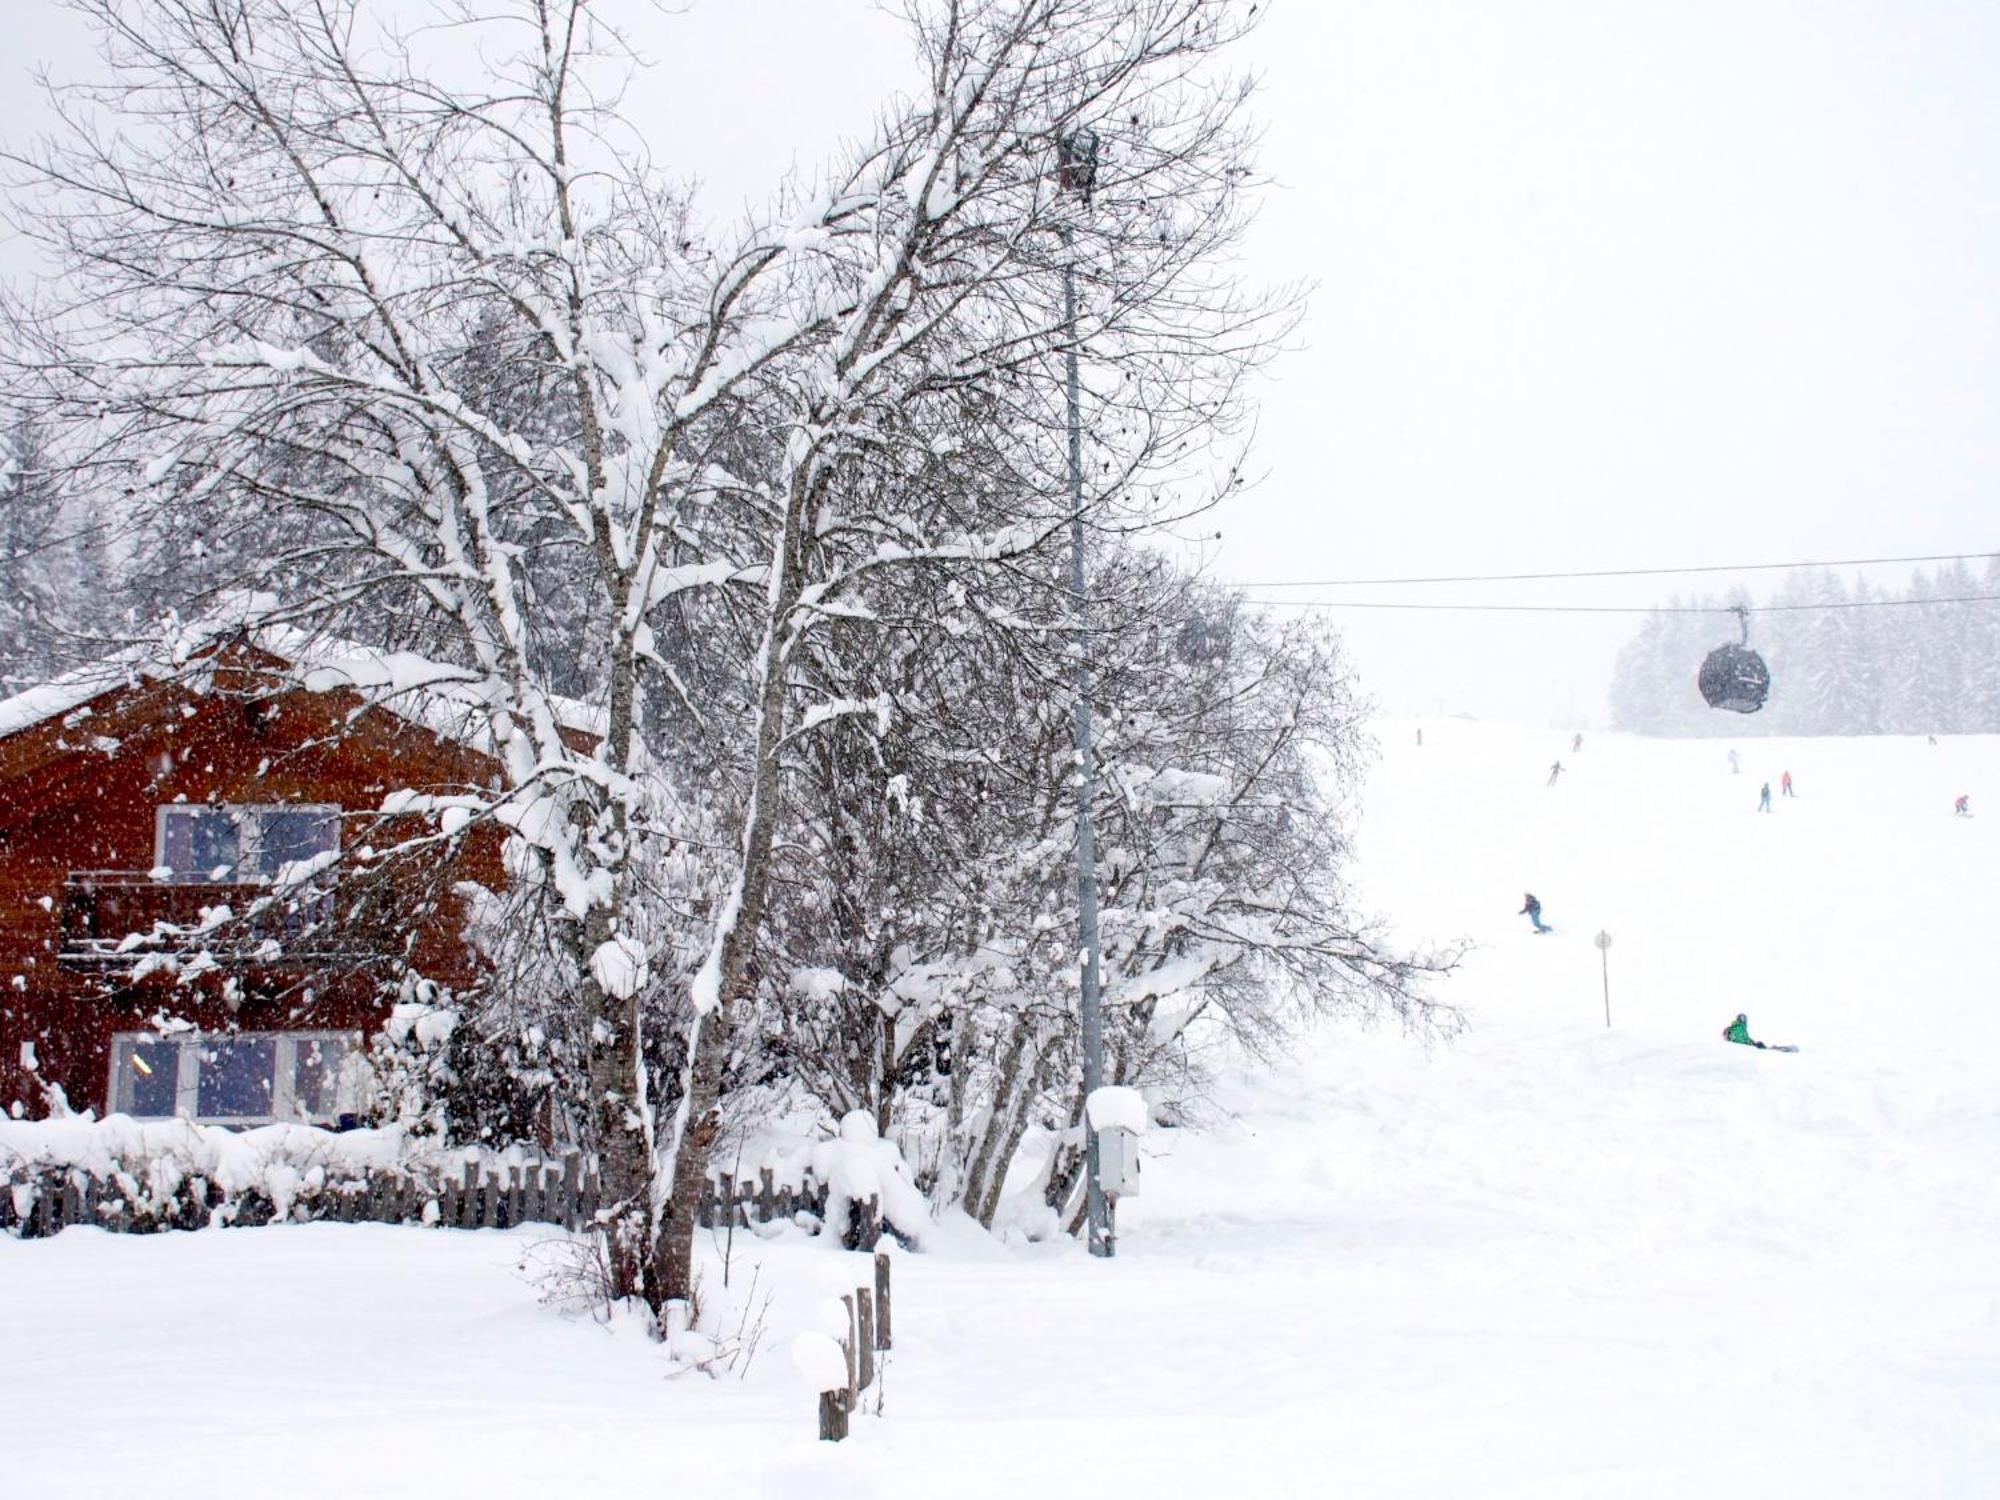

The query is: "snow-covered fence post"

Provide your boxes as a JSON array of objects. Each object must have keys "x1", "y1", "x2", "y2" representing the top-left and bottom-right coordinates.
[
  {"x1": 841, "y1": 1294, "x2": 859, "y2": 1407},
  {"x1": 874, "y1": 1251, "x2": 893, "y2": 1351},
  {"x1": 856, "y1": 1288, "x2": 876, "y2": 1392},
  {"x1": 792, "y1": 1297, "x2": 856, "y2": 1441}
]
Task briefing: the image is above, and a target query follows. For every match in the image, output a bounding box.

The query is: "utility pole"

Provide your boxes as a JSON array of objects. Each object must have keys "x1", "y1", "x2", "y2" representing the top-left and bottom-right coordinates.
[{"x1": 1058, "y1": 126, "x2": 1111, "y2": 1259}]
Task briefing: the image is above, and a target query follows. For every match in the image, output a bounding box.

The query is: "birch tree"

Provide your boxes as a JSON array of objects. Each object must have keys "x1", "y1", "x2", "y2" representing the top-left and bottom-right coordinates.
[
  {"x1": 5, "y1": 0, "x2": 818, "y2": 1303},
  {"x1": 6, "y1": 0, "x2": 1296, "y2": 1309}
]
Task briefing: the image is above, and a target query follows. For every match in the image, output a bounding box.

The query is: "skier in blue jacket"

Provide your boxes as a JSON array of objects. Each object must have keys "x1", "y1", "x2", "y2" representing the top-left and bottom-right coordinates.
[{"x1": 1519, "y1": 893, "x2": 1550, "y2": 933}]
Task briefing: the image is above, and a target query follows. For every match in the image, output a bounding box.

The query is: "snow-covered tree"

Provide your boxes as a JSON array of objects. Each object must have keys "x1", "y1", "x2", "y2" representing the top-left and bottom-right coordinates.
[{"x1": 5, "y1": 0, "x2": 1321, "y2": 1312}]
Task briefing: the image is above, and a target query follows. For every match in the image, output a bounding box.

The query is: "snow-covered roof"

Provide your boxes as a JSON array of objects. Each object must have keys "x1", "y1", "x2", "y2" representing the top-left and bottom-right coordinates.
[{"x1": 0, "y1": 606, "x2": 604, "y2": 753}]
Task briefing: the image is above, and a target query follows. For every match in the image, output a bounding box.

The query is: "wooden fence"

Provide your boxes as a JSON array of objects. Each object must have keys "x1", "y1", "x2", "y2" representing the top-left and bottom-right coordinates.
[
  {"x1": 0, "y1": 1151, "x2": 601, "y2": 1240},
  {"x1": 699, "y1": 1164, "x2": 898, "y2": 1252},
  {"x1": 1, "y1": 1150, "x2": 909, "y2": 1248}
]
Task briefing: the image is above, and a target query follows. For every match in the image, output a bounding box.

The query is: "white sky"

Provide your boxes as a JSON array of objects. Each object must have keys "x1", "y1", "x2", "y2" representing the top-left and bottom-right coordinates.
[{"x1": 5, "y1": 0, "x2": 1996, "y2": 725}]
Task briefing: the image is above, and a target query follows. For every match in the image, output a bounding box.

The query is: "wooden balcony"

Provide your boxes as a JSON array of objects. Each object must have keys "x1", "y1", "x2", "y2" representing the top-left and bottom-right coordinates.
[{"x1": 59, "y1": 872, "x2": 391, "y2": 969}]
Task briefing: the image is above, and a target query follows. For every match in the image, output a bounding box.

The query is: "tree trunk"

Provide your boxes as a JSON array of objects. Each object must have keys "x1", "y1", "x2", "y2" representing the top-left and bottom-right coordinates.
[
  {"x1": 651, "y1": 996, "x2": 732, "y2": 1307},
  {"x1": 974, "y1": 1034, "x2": 1055, "y2": 1228},
  {"x1": 960, "y1": 1014, "x2": 1031, "y2": 1218},
  {"x1": 651, "y1": 464, "x2": 820, "y2": 1304}
]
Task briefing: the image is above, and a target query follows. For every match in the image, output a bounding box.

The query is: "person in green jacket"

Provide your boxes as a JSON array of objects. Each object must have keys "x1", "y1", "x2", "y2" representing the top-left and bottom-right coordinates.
[{"x1": 1723, "y1": 1013, "x2": 1765, "y2": 1048}]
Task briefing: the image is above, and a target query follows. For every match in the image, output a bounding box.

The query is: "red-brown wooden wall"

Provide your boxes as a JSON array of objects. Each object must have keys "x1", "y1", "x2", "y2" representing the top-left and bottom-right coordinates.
[{"x1": 0, "y1": 651, "x2": 508, "y2": 1119}]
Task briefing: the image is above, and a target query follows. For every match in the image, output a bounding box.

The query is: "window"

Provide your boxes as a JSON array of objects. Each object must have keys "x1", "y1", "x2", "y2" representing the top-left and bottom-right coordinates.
[
  {"x1": 117, "y1": 1036, "x2": 183, "y2": 1118},
  {"x1": 199, "y1": 1036, "x2": 278, "y2": 1120},
  {"x1": 155, "y1": 805, "x2": 339, "y2": 883},
  {"x1": 108, "y1": 1031, "x2": 363, "y2": 1125}
]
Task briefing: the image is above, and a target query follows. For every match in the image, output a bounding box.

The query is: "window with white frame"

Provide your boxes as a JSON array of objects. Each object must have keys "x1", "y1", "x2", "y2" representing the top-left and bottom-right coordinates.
[
  {"x1": 108, "y1": 1031, "x2": 366, "y2": 1124},
  {"x1": 154, "y1": 804, "x2": 340, "y2": 883}
]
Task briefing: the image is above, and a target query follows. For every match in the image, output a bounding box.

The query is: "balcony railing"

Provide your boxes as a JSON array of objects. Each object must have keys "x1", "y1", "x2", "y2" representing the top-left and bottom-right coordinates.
[{"x1": 59, "y1": 871, "x2": 391, "y2": 969}]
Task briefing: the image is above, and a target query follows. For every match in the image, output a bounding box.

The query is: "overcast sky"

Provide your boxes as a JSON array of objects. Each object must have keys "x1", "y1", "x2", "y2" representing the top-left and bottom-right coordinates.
[{"x1": 4, "y1": 1, "x2": 1995, "y2": 725}]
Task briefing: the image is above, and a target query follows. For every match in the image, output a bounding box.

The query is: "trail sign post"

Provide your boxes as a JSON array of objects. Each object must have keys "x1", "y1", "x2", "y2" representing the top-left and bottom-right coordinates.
[{"x1": 1595, "y1": 930, "x2": 1613, "y2": 1027}]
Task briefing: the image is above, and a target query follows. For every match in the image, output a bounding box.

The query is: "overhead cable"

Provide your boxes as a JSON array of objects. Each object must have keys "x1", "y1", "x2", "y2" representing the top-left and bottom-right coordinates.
[
  {"x1": 1245, "y1": 592, "x2": 2000, "y2": 616},
  {"x1": 1235, "y1": 551, "x2": 1998, "y2": 591}
]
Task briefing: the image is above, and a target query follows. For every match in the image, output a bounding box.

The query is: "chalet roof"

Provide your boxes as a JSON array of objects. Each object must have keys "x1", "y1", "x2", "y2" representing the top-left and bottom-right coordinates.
[{"x1": 0, "y1": 608, "x2": 605, "y2": 754}]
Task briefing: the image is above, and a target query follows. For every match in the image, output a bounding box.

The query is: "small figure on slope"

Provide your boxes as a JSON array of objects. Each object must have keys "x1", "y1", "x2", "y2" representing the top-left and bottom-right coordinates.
[
  {"x1": 1781, "y1": 770, "x2": 1794, "y2": 798},
  {"x1": 1519, "y1": 892, "x2": 1550, "y2": 933},
  {"x1": 1722, "y1": 1013, "x2": 1797, "y2": 1052},
  {"x1": 1728, "y1": 748, "x2": 1741, "y2": 774},
  {"x1": 1571, "y1": 732, "x2": 1584, "y2": 754},
  {"x1": 1547, "y1": 760, "x2": 1565, "y2": 787},
  {"x1": 1757, "y1": 781, "x2": 1773, "y2": 812},
  {"x1": 1955, "y1": 794, "x2": 1971, "y2": 817},
  {"x1": 1416, "y1": 727, "x2": 1423, "y2": 747}
]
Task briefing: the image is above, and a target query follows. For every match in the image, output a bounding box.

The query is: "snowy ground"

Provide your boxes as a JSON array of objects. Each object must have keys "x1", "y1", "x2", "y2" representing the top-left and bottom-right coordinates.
[{"x1": 4, "y1": 721, "x2": 1996, "y2": 1497}]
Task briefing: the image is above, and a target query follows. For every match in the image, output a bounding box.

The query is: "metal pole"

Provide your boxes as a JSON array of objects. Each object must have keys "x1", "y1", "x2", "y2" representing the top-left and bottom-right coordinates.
[
  {"x1": 1595, "y1": 930, "x2": 1613, "y2": 1027},
  {"x1": 1065, "y1": 221, "x2": 1111, "y2": 1260}
]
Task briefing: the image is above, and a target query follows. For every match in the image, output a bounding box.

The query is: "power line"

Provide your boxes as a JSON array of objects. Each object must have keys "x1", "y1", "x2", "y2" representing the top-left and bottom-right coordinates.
[
  {"x1": 1246, "y1": 592, "x2": 2000, "y2": 617},
  {"x1": 1233, "y1": 551, "x2": 1998, "y2": 591}
]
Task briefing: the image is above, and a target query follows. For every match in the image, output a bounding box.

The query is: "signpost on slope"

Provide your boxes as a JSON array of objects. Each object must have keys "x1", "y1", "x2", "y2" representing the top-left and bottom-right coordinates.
[{"x1": 1595, "y1": 930, "x2": 1613, "y2": 1027}]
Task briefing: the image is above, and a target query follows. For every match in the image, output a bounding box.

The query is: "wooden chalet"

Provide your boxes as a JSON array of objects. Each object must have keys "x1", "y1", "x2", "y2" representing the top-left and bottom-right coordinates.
[{"x1": 0, "y1": 628, "x2": 533, "y2": 1125}]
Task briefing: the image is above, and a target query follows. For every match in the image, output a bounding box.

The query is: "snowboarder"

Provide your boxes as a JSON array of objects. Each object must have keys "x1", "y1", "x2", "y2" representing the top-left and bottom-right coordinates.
[
  {"x1": 1722, "y1": 1013, "x2": 1797, "y2": 1052},
  {"x1": 1547, "y1": 760, "x2": 1564, "y2": 786},
  {"x1": 1955, "y1": 794, "x2": 1971, "y2": 817},
  {"x1": 1571, "y1": 732, "x2": 1583, "y2": 753},
  {"x1": 1519, "y1": 893, "x2": 1550, "y2": 933},
  {"x1": 1757, "y1": 781, "x2": 1772, "y2": 812},
  {"x1": 1727, "y1": 748, "x2": 1740, "y2": 774},
  {"x1": 1722, "y1": 1013, "x2": 1764, "y2": 1048},
  {"x1": 1781, "y1": 770, "x2": 1794, "y2": 798}
]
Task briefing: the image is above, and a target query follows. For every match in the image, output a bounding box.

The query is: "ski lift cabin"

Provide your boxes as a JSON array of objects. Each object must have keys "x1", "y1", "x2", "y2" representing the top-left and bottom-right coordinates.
[{"x1": 1698, "y1": 607, "x2": 1770, "y2": 714}]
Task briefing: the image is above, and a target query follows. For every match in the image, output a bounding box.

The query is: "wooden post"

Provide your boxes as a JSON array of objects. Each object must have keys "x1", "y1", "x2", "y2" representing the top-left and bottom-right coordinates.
[
  {"x1": 841, "y1": 1294, "x2": 858, "y2": 1408},
  {"x1": 560, "y1": 1152, "x2": 582, "y2": 1231},
  {"x1": 874, "y1": 1251, "x2": 892, "y2": 1351},
  {"x1": 758, "y1": 1166, "x2": 776, "y2": 1224},
  {"x1": 481, "y1": 1161, "x2": 502, "y2": 1229},
  {"x1": 507, "y1": 1164, "x2": 525, "y2": 1228},
  {"x1": 855, "y1": 1287, "x2": 875, "y2": 1392},
  {"x1": 817, "y1": 1389, "x2": 848, "y2": 1442}
]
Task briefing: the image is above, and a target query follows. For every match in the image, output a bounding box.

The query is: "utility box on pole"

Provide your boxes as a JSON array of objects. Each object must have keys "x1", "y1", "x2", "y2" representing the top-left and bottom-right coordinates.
[
  {"x1": 1087, "y1": 1085, "x2": 1147, "y2": 1203},
  {"x1": 1096, "y1": 1125, "x2": 1141, "y2": 1199}
]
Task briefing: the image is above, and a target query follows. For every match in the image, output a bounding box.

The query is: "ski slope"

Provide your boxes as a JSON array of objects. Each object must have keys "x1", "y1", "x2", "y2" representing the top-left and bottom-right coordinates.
[{"x1": 3, "y1": 722, "x2": 1995, "y2": 1497}]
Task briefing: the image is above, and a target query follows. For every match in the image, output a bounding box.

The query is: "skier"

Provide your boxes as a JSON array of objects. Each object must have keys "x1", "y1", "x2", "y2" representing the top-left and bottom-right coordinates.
[
  {"x1": 1757, "y1": 781, "x2": 1773, "y2": 812},
  {"x1": 1571, "y1": 732, "x2": 1583, "y2": 754},
  {"x1": 1547, "y1": 760, "x2": 1564, "y2": 787},
  {"x1": 1519, "y1": 893, "x2": 1550, "y2": 933},
  {"x1": 1727, "y1": 748, "x2": 1740, "y2": 774},
  {"x1": 1781, "y1": 770, "x2": 1794, "y2": 798},
  {"x1": 1416, "y1": 727, "x2": 1423, "y2": 747},
  {"x1": 1955, "y1": 794, "x2": 1971, "y2": 817}
]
